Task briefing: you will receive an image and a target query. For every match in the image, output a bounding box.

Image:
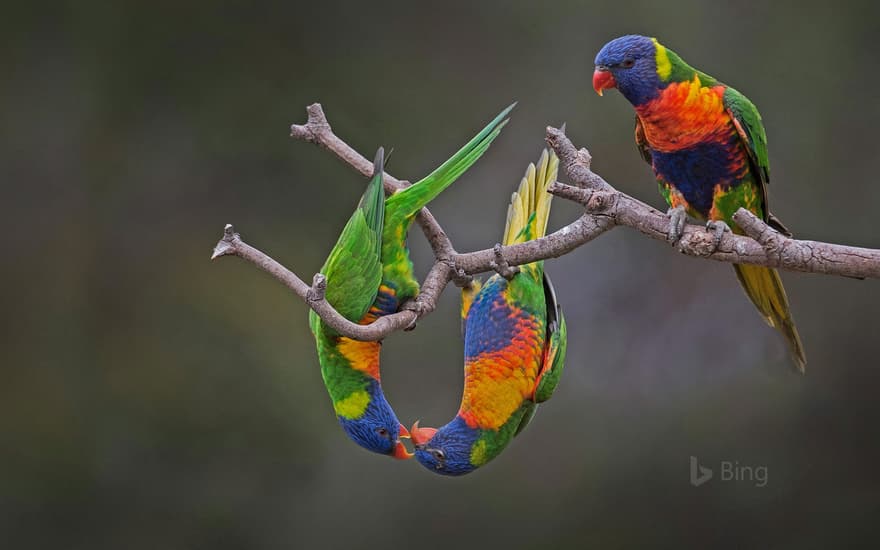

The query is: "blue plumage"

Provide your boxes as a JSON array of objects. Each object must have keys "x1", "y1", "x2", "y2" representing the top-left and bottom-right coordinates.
[
  {"x1": 337, "y1": 379, "x2": 403, "y2": 455},
  {"x1": 413, "y1": 417, "x2": 479, "y2": 476},
  {"x1": 594, "y1": 35, "x2": 663, "y2": 105},
  {"x1": 651, "y1": 139, "x2": 741, "y2": 214},
  {"x1": 368, "y1": 285, "x2": 399, "y2": 317},
  {"x1": 462, "y1": 278, "x2": 522, "y2": 360}
]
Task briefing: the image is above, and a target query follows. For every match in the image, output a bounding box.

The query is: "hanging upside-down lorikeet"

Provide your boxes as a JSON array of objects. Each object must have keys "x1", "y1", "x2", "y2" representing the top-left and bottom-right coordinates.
[
  {"x1": 592, "y1": 35, "x2": 806, "y2": 371},
  {"x1": 410, "y1": 149, "x2": 567, "y2": 475},
  {"x1": 310, "y1": 105, "x2": 513, "y2": 458}
]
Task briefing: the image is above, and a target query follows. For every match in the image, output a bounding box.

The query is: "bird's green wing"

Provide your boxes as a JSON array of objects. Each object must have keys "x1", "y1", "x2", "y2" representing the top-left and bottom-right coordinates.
[
  {"x1": 533, "y1": 273, "x2": 567, "y2": 404},
  {"x1": 723, "y1": 86, "x2": 772, "y2": 209},
  {"x1": 513, "y1": 273, "x2": 568, "y2": 437},
  {"x1": 723, "y1": 87, "x2": 793, "y2": 233},
  {"x1": 514, "y1": 403, "x2": 538, "y2": 437},
  {"x1": 723, "y1": 86, "x2": 770, "y2": 186},
  {"x1": 310, "y1": 149, "x2": 386, "y2": 334}
]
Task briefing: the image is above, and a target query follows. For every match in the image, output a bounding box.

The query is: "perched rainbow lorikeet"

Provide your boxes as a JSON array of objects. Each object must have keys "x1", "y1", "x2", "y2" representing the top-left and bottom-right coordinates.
[
  {"x1": 593, "y1": 35, "x2": 806, "y2": 371},
  {"x1": 410, "y1": 148, "x2": 567, "y2": 475},
  {"x1": 310, "y1": 105, "x2": 513, "y2": 458}
]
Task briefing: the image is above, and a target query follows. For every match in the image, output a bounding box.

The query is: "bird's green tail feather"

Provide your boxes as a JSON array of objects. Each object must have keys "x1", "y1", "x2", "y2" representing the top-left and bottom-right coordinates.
[
  {"x1": 360, "y1": 148, "x2": 387, "y2": 258},
  {"x1": 384, "y1": 103, "x2": 514, "y2": 224},
  {"x1": 733, "y1": 264, "x2": 807, "y2": 372}
]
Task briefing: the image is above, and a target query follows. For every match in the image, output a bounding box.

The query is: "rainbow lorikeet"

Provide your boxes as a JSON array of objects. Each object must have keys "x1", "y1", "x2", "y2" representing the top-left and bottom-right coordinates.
[
  {"x1": 310, "y1": 105, "x2": 513, "y2": 458},
  {"x1": 593, "y1": 35, "x2": 806, "y2": 371},
  {"x1": 410, "y1": 149, "x2": 567, "y2": 475}
]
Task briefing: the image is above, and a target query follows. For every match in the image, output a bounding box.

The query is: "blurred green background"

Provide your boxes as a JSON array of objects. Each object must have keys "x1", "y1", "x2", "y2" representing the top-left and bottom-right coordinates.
[{"x1": 4, "y1": 0, "x2": 879, "y2": 548}]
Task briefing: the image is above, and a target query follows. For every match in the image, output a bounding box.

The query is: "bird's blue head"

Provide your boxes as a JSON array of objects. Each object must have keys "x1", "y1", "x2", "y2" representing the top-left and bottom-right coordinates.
[
  {"x1": 593, "y1": 34, "x2": 664, "y2": 106},
  {"x1": 410, "y1": 417, "x2": 481, "y2": 476},
  {"x1": 338, "y1": 380, "x2": 412, "y2": 459}
]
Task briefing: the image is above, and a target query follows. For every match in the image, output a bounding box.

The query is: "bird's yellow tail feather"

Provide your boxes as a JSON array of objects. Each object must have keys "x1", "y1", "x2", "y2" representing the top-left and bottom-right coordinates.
[
  {"x1": 503, "y1": 149, "x2": 558, "y2": 246},
  {"x1": 734, "y1": 264, "x2": 807, "y2": 372}
]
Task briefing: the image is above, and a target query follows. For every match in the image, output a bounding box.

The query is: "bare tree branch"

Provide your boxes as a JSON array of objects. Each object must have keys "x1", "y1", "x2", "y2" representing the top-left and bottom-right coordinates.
[
  {"x1": 212, "y1": 103, "x2": 879, "y2": 342},
  {"x1": 212, "y1": 224, "x2": 422, "y2": 339},
  {"x1": 544, "y1": 127, "x2": 880, "y2": 279}
]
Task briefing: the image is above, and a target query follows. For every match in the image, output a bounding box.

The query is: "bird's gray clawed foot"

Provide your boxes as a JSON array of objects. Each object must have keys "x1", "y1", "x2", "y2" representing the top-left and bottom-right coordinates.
[
  {"x1": 489, "y1": 244, "x2": 519, "y2": 280},
  {"x1": 705, "y1": 220, "x2": 731, "y2": 253},
  {"x1": 402, "y1": 298, "x2": 429, "y2": 317},
  {"x1": 401, "y1": 299, "x2": 430, "y2": 331},
  {"x1": 450, "y1": 266, "x2": 473, "y2": 288},
  {"x1": 666, "y1": 205, "x2": 688, "y2": 244}
]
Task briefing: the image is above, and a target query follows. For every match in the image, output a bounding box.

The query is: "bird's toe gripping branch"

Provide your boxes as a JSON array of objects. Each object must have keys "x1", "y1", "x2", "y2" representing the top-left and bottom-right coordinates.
[
  {"x1": 666, "y1": 206, "x2": 688, "y2": 244},
  {"x1": 489, "y1": 243, "x2": 520, "y2": 280},
  {"x1": 705, "y1": 220, "x2": 731, "y2": 253},
  {"x1": 400, "y1": 298, "x2": 432, "y2": 331},
  {"x1": 450, "y1": 265, "x2": 474, "y2": 288}
]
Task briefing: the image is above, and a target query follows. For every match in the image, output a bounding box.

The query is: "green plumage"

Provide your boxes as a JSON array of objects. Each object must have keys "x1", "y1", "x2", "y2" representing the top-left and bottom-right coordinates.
[
  {"x1": 723, "y1": 87, "x2": 771, "y2": 192},
  {"x1": 309, "y1": 150, "x2": 386, "y2": 336}
]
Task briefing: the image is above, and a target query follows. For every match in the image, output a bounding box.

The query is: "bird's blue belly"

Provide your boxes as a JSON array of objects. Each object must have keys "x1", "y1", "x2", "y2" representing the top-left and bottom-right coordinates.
[{"x1": 651, "y1": 140, "x2": 740, "y2": 216}]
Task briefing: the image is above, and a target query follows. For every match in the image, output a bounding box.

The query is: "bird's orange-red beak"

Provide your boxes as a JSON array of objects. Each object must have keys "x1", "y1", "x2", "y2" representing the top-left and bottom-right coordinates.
[
  {"x1": 392, "y1": 423, "x2": 413, "y2": 459},
  {"x1": 399, "y1": 423, "x2": 411, "y2": 439},
  {"x1": 392, "y1": 441, "x2": 413, "y2": 460},
  {"x1": 410, "y1": 420, "x2": 438, "y2": 448},
  {"x1": 592, "y1": 68, "x2": 616, "y2": 96}
]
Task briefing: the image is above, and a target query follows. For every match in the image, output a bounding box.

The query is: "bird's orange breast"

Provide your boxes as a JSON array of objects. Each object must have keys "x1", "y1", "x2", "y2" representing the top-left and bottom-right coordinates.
[
  {"x1": 636, "y1": 76, "x2": 733, "y2": 152},
  {"x1": 458, "y1": 314, "x2": 543, "y2": 430}
]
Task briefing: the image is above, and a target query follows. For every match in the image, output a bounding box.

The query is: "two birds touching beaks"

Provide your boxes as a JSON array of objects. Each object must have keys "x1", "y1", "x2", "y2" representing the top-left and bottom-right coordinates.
[
  {"x1": 311, "y1": 106, "x2": 566, "y2": 475},
  {"x1": 309, "y1": 35, "x2": 806, "y2": 476}
]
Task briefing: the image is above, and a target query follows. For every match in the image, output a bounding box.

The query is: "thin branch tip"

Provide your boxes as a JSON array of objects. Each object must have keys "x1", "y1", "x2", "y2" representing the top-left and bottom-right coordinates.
[
  {"x1": 291, "y1": 103, "x2": 330, "y2": 140},
  {"x1": 211, "y1": 223, "x2": 240, "y2": 260},
  {"x1": 306, "y1": 102, "x2": 326, "y2": 120}
]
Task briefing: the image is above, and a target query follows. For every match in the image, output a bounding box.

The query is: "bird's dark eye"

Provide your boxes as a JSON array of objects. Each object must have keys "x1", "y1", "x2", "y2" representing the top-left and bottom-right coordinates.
[
  {"x1": 375, "y1": 427, "x2": 390, "y2": 438},
  {"x1": 431, "y1": 449, "x2": 445, "y2": 461},
  {"x1": 621, "y1": 59, "x2": 635, "y2": 68}
]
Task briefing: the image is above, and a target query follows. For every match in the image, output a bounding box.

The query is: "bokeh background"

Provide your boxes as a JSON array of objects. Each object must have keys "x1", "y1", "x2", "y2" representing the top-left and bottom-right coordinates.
[{"x1": 4, "y1": 1, "x2": 879, "y2": 548}]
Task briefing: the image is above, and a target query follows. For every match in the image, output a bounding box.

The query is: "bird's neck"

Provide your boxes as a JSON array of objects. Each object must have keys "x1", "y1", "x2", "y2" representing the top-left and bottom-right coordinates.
[{"x1": 456, "y1": 404, "x2": 532, "y2": 468}]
